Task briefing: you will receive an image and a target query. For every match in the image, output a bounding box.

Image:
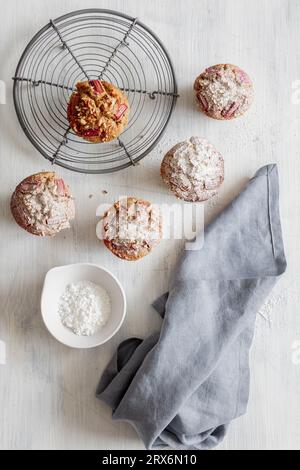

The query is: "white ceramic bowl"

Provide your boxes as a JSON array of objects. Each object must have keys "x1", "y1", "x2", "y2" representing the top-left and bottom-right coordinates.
[{"x1": 41, "y1": 263, "x2": 126, "y2": 348}]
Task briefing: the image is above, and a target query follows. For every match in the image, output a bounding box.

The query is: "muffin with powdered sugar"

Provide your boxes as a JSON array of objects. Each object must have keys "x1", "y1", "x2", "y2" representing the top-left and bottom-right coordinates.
[
  {"x1": 194, "y1": 64, "x2": 253, "y2": 120},
  {"x1": 161, "y1": 136, "x2": 224, "y2": 202},
  {"x1": 11, "y1": 172, "x2": 75, "y2": 236},
  {"x1": 102, "y1": 197, "x2": 162, "y2": 261}
]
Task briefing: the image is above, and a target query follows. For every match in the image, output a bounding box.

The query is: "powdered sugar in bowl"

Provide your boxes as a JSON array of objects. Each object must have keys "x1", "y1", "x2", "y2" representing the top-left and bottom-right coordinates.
[{"x1": 41, "y1": 264, "x2": 126, "y2": 348}]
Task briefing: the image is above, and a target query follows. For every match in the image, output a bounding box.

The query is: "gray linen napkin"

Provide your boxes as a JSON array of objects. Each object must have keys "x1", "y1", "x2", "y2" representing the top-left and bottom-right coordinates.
[{"x1": 96, "y1": 164, "x2": 287, "y2": 450}]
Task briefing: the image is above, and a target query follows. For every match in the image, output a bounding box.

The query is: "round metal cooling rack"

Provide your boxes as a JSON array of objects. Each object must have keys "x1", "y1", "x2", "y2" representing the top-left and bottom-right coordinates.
[{"x1": 13, "y1": 9, "x2": 178, "y2": 174}]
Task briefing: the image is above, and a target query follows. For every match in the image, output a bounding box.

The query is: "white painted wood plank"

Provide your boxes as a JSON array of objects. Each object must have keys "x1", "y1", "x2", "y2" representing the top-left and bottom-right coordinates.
[{"x1": 1, "y1": 0, "x2": 300, "y2": 450}]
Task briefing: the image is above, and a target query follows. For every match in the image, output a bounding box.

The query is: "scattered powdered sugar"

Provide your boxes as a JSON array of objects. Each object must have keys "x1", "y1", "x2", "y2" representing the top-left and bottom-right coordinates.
[{"x1": 58, "y1": 281, "x2": 111, "y2": 336}]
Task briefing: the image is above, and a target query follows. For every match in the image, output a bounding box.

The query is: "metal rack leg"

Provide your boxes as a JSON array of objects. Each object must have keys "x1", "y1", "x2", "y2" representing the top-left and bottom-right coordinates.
[
  {"x1": 118, "y1": 138, "x2": 136, "y2": 166},
  {"x1": 52, "y1": 127, "x2": 70, "y2": 164}
]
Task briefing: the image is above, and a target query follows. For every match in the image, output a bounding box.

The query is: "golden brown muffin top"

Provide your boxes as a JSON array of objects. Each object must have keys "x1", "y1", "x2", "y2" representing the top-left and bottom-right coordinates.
[{"x1": 68, "y1": 80, "x2": 129, "y2": 142}]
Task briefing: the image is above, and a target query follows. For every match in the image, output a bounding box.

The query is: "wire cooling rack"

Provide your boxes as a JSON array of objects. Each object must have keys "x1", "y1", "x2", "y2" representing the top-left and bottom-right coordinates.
[{"x1": 13, "y1": 9, "x2": 178, "y2": 173}]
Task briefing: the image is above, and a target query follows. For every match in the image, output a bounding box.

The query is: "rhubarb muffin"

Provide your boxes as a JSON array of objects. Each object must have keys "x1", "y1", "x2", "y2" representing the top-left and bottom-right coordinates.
[
  {"x1": 102, "y1": 197, "x2": 162, "y2": 261},
  {"x1": 194, "y1": 64, "x2": 253, "y2": 120},
  {"x1": 67, "y1": 80, "x2": 130, "y2": 142},
  {"x1": 161, "y1": 136, "x2": 224, "y2": 202},
  {"x1": 11, "y1": 172, "x2": 75, "y2": 236}
]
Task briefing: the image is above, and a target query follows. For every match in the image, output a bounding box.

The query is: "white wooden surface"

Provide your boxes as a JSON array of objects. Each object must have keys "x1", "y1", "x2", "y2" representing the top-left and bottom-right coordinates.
[{"x1": 1, "y1": 0, "x2": 300, "y2": 450}]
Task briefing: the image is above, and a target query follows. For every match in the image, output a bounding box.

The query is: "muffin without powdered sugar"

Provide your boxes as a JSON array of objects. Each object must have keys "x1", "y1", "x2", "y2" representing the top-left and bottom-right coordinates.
[
  {"x1": 102, "y1": 197, "x2": 162, "y2": 261},
  {"x1": 68, "y1": 80, "x2": 130, "y2": 143},
  {"x1": 161, "y1": 136, "x2": 224, "y2": 202},
  {"x1": 194, "y1": 64, "x2": 253, "y2": 120},
  {"x1": 11, "y1": 172, "x2": 75, "y2": 236}
]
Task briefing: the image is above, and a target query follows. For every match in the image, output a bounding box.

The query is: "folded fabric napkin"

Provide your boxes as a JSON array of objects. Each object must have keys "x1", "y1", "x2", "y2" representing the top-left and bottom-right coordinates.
[{"x1": 97, "y1": 164, "x2": 287, "y2": 450}]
